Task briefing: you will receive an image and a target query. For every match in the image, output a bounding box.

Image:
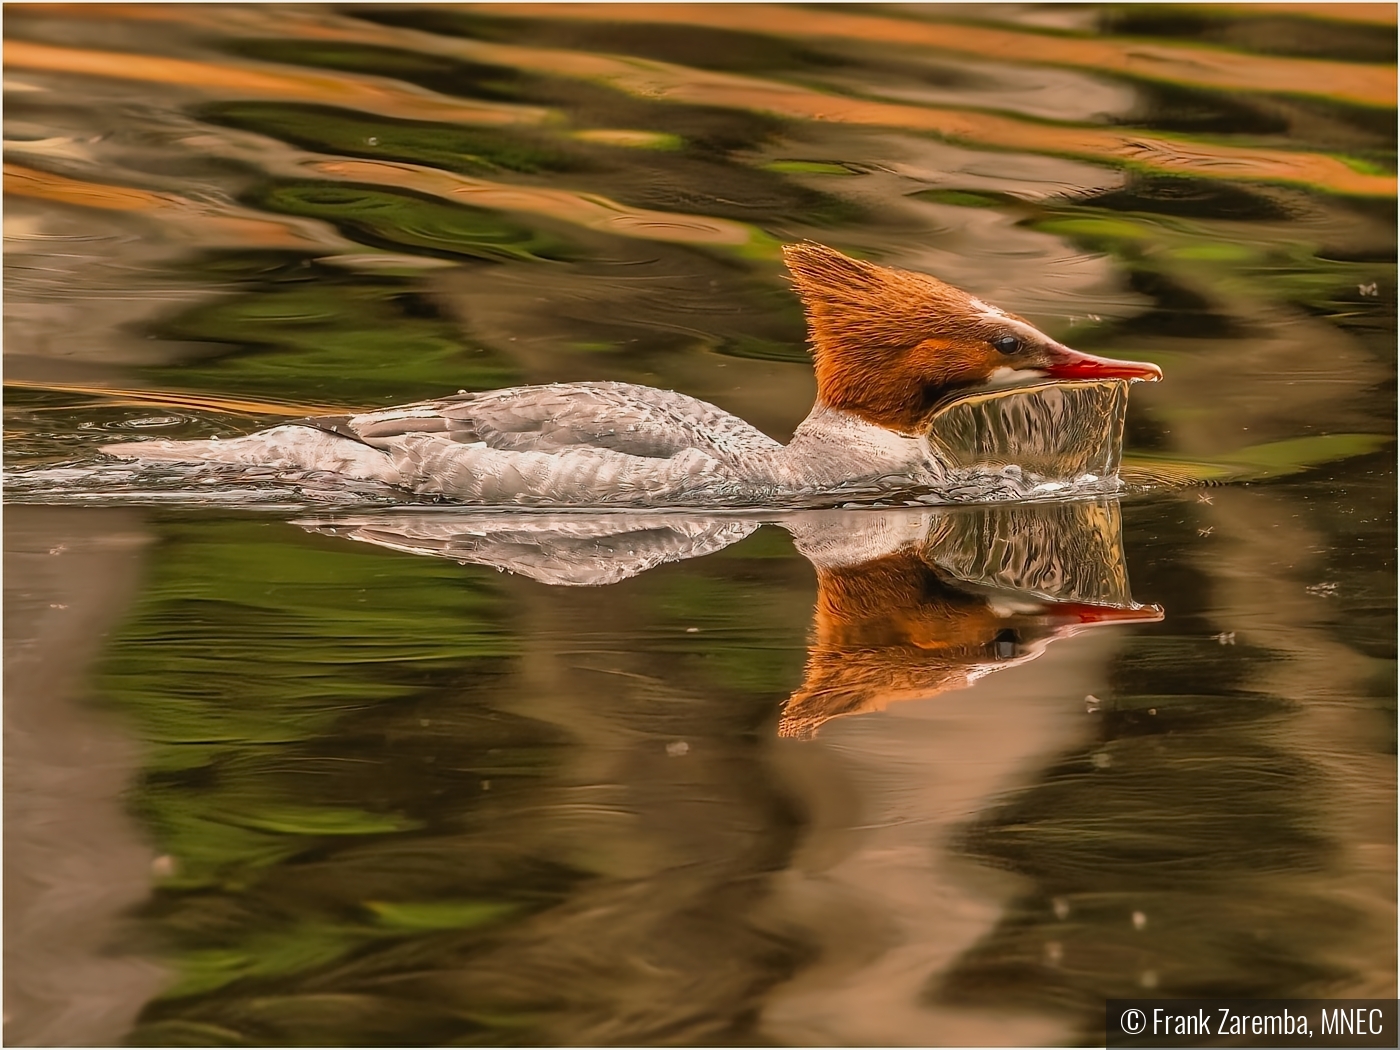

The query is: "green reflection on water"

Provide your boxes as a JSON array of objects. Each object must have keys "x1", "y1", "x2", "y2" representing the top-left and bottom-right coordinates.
[
  {"x1": 97, "y1": 517, "x2": 579, "y2": 1043},
  {"x1": 255, "y1": 180, "x2": 577, "y2": 264},
  {"x1": 365, "y1": 899, "x2": 520, "y2": 932},
  {"x1": 146, "y1": 260, "x2": 519, "y2": 405},
  {"x1": 655, "y1": 574, "x2": 808, "y2": 695},
  {"x1": 203, "y1": 101, "x2": 587, "y2": 176},
  {"x1": 99, "y1": 517, "x2": 520, "y2": 772},
  {"x1": 225, "y1": 38, "x2": 530, "y2": 107},
  {"x1": 94, "y1": 518, "x2": 810, "y2": 1045}
]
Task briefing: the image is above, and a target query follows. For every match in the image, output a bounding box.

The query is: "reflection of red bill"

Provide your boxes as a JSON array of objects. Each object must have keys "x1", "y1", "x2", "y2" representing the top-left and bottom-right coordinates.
[{"x1": 1046, "y1": 602, "x2": 1166, "y2": 627}]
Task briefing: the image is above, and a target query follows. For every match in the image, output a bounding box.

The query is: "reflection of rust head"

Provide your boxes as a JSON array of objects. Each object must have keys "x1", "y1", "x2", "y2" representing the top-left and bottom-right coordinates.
[
  {"x1": 778, "y1": 554, "x2": 1161, "y2": 740},
  {"x1": 778, "y1": 650, "x2": 973, "y2": 741}
]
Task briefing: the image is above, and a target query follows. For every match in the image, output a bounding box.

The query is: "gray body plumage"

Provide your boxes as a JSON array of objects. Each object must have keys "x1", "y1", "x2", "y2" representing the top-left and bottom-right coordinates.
[{"x1": 101, "y1": 381, "x2": 946, "y2": 507}]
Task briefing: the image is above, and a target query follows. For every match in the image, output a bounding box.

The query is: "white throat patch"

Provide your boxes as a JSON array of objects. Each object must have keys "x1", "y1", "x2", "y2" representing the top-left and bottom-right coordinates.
[{"x1": 987, "y1": 365, "x2": 1047, "y2": 385}]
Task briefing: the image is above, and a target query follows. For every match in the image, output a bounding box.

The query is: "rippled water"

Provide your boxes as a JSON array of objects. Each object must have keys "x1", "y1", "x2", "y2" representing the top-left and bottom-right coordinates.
[{"x1": 4, "y1": 5, "x2": 1395, "y2": 1046}]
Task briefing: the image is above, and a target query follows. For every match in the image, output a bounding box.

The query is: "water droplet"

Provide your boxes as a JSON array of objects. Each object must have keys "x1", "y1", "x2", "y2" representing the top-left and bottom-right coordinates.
[
  {"x1": 666, "y1": 740, "x2": 690, "y2": 757},
  {"x1": 1133, "y1": 910, "x2": 1147, "y2": 930}
]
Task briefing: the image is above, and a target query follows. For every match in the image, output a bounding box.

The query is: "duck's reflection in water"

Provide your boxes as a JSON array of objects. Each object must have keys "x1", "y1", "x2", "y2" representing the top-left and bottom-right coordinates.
[
  {"x1": 300, "y1": 498, "x2": 1161, "y2": 739},
  {"x1": 301, "y1": 511, "x2": 762, "y2": 587},
  {"x1": 294, "y1": 499, "x2": 1159, "y2": 1044}
]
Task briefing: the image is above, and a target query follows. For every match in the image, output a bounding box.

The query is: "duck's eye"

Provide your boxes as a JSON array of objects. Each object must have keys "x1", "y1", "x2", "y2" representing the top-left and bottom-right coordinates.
[
  {"x1": 991, "y1": 335, "x2": 1023, "y2": 356},
  {"x1": 992, "y1": 628, "x2": 1020, "y2": 660}
]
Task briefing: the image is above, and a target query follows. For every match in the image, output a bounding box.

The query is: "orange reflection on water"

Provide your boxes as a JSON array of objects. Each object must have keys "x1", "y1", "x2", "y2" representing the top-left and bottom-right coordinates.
[
  {"x1": 3, "y1": 379, "x2": 354, "y2": 420},
  {"x1": 452, "y1": 42, "x2": 1392, "y2": 196},
  {"x1": 4, "y1": 162, "x2": 162, "y2": 212},
  {"x1": 9, "y1": 5, "x2": 1392, "y2": 197},
  {"x1": 5, "y1": 39, "x2": 551, "y2": 128},
  {"x1": 483, "y1": 3, "x2": 1397, "y2": 108},
  {"x1": 305, "y1": 158, "x2": 762, "y2": 249},
  {"x1": 1217, "y1": 3, "x2": 1395, "y2": 25},
  {"x1": 5, "y1": 162, "x2": 346, "y2": 252}
]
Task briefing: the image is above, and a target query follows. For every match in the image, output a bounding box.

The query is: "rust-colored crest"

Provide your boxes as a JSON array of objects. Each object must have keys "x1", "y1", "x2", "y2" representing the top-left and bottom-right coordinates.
[{"x1": 783, "y1": 242, "x2": 1033, "y2": 432}]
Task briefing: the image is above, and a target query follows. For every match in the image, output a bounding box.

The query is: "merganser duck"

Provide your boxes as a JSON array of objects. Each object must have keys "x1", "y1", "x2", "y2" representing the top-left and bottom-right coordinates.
[{"x1": 102, "y1": 243, "x2": 1161, "y2": 506}]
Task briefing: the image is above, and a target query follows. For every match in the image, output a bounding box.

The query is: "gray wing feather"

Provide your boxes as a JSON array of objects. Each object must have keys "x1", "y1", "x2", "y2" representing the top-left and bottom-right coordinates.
[
  {"x1": 339, "y1": 382, "x2": 781, "y2": 464},
  {"x1": 383, "y1": 439, "x2": 748, "y2": 505},
  {"x1": 109, "y1": 383, "x2": 783, "y2": 505}
]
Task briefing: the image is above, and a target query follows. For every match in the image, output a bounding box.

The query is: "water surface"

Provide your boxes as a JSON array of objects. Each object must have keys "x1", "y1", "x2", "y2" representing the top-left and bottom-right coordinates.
[{"x1": 4, "y1": 4, "x2": 1395, "y2": 1046}]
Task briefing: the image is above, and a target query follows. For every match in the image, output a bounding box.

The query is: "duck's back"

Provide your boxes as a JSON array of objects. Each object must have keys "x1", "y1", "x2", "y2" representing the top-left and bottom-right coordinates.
[
  {"x1": 102, "y1": 381, "x2": 785, "y2": 505},
  {"x1": 307, "y1": 381, "x2": 782, "y2": 463}
]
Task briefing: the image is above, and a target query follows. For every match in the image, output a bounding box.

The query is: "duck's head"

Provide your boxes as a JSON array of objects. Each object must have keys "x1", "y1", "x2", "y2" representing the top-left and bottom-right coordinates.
[{"x1": 784, "y1": 242, "x2": 1162, "y2": 433}]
